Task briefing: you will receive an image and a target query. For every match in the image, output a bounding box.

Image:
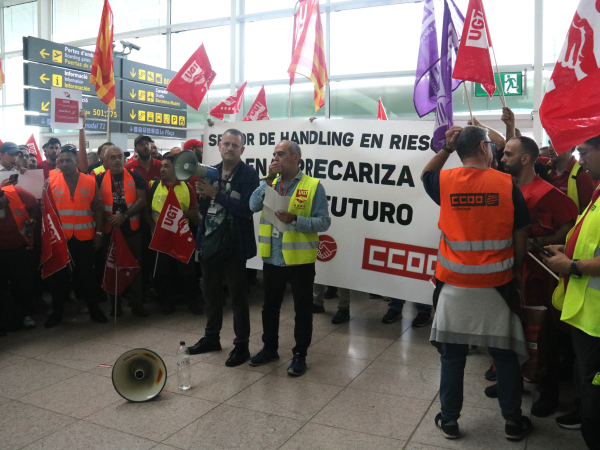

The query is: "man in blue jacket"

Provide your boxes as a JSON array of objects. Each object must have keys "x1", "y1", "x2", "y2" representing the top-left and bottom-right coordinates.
[{"x1": 188, "y1": 129, "x2": 259, "y2": 368}]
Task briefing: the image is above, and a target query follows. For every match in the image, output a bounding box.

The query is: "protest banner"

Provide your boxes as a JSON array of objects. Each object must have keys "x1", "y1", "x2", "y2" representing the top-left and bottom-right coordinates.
[
  {"x1": 203, "y1": 119, "x2": 461, "y2": 305},
  {"x1": 50, "y1": 86, "x2": 82, "y2": 129}
]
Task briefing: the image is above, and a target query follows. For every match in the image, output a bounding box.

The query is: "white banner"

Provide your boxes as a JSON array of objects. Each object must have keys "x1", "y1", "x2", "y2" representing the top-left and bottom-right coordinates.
[{"x1": 203, "y1": 119, "x2": 460, "y2": 305}]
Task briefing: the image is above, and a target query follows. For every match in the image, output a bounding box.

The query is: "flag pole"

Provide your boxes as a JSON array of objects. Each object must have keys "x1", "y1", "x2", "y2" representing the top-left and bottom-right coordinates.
[
  {"x1": 288, "y1": 85, "x2": 292, "y2": 119},
  {"x1": 153, "y1": 252, "x2": 159, "y2": 278},
  {"x1": 106, "y1": 107, "x2": 110, "y2": 141},
  {"x1": 527, "y1": 252, "x2": 559, "y2": 280},
  {"x1": 114, "y1": 264, "x2": 118, "y2": 324},
  {"x1": 462, "y1": 83, "x2": 474, "y2": 123},
  {"x1": 491, "y1": 47, "x2": 507, "y2": 107}
]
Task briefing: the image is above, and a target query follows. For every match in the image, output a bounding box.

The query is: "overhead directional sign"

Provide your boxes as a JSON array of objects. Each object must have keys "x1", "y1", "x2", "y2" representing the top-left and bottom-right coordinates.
[
  {"x1": 25, "y1": 115, "x2": 120, "y2": 132},
  {"x1": 121, "y1": 123, "x2": 186, "y2": 139},
  {"x1": 121, "y1": 102, "x2": 187, "y2": 128},
  {"x1": 23, "y1": 36, "x2": 123, "y2": 75},
  {"x1": 122, "y1": 79, "x2": 186, "y2": 110},
  {"x1": 24, "y1": 88, "x2": 121, "y2": 120},
  {"x1": 121, "y1": 59, "x2": 176, "y2": 88},
  {"x1": 24, "y1": 62, "x2": 122, "y2": 98}
]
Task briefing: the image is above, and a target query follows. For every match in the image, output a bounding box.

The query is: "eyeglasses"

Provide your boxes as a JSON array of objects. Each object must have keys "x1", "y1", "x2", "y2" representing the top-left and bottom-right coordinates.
[{"x1": 483, "y1": 141, "x2": 497, "y2": 150}]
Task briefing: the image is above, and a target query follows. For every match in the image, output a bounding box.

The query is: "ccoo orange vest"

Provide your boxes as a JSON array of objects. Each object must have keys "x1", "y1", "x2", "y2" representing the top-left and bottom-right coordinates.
[
  {"x1": 436, "y1": 168, "x2": 515, "y2": 288},
  {"x1": 99, "y1": 169, "x2": 140, "y2": 233},
  {"x1": 49, "y1": 172, "x2": 97, "y2": 241},
  {"x1": 1, "y1": 185, "x2": 33, "y2": 248}
]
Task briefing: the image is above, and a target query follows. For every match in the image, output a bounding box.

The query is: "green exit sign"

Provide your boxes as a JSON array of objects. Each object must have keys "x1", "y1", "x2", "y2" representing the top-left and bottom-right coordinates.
[{"x1": 475, "y1": 72, "x2": 523, "y2": 97}]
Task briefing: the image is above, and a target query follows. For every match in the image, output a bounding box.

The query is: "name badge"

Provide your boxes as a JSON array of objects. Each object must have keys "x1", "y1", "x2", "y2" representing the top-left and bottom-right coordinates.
[
  {"x1": 207, "y1": 199, "x2": 217, "y2": 216},
  {"x1": 271, "y1": 228, "x2": 280, "y2": 238}
]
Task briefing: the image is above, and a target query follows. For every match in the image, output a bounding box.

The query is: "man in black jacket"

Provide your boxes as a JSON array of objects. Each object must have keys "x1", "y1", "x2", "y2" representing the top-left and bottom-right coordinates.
[{"x1": 188, "y1": 129, "x2": 259, "y2": 367}]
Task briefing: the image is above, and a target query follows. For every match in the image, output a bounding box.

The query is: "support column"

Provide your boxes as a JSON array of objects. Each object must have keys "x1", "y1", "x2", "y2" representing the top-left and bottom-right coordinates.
[
  {"x1": 532, "y1": 0, "x2": 544, "y2": 145},
  {"x1": 37, "y1": 0, "x2": 52, "y2": 40}
]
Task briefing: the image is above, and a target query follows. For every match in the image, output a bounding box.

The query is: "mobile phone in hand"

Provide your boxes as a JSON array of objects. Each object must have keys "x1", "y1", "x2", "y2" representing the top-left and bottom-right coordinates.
[
  {"x1": 9, "y1": 174, "x2": 18, "y2": 182},
  {"x1": 530, "y1": 239, "x2": 554, "y2": 258}
]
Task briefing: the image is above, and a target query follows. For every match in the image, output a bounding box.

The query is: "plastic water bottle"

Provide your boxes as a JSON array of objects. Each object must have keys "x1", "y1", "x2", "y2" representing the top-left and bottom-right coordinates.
[{"x1": 177, "y1": 341, "x2": 191, "y2": 390}]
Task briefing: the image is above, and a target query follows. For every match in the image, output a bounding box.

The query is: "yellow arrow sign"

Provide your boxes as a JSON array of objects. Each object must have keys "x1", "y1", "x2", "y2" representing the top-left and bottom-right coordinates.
[
  {"x1": 130, "y1": 68, "x2": 136, "y2": 77},
  {"x1": 130, "y1": 89, "x2": 136, "y2": 99},
  {"x1": 41, "y1": 102, "x2": 50, "y2": 111},
  {"x1": 40, "y1": 49, "x2": 49, "y2": 59},
  {"x1": 40, "y1": 74, "x2": 49, "y2": 84},
  {"x1": 130, "y1": 110, "x2": 136, "y2": 119}
]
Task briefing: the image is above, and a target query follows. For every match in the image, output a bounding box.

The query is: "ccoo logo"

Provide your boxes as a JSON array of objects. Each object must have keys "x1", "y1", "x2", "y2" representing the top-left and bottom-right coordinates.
[{"x1": 317, "y1": 235, "x2": 337, "y2": 262}]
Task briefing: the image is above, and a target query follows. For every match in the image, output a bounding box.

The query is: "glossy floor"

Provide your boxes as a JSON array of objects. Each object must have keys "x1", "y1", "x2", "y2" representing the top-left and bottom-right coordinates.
[{"x1": 0, "y1": 283, "x2": 587, "y2": 450}]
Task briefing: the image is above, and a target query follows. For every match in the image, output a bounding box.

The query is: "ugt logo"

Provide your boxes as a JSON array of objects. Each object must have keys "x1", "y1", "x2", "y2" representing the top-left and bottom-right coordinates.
[
  {"x1": 182, "y1": 61, "x2": 206, "y2": 86},
  {"x1": 465, "y1": 9, "x2": 489, "y2": 49}
]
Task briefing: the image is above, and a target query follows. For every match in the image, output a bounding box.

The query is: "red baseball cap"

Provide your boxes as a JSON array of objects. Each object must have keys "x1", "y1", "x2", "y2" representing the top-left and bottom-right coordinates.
[{"x1": 183, "y1": 139, "x2": 203, "y2": 150}]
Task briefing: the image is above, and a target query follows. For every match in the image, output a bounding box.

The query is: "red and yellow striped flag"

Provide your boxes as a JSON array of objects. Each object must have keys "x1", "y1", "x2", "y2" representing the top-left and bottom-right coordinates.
[
  {"x1": 0, "y1": 56, "x2": 5, "y2": 90},
  {"x1": 288, "y1": 0, "x2": 328, "y2": 112},
  {"x1": 90, "y1": 0, "x2": 115, "y2": 110}
]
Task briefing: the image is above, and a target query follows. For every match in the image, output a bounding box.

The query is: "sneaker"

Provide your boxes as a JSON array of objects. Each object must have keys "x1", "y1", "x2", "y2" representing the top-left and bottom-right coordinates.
[
  {"x1": 287, "y1": 353, "x2": 307, "y2": 376},
  {"x1": 23, "y1": 316, "x2": 35, "y2": 329},
  {"x1": 324, "y1": 286, "x2": 338, "y2": 299},
  {"x1": 484, "y1": 383, "x2": 498, "y2": 398},
  {"x1": 225, "y1": 345, "x2": 251, "y2": 367},
  {"x1": 485, "y1": 362, "x2": 497, "y2": 381},
  {"x1": 332, "y1": 309, "x2": 350, "y2": 324},
  {"x1": 189, "y1": 303, "x2": 205, "y2": 316},
  {"x1": 556, "y1": 411, "x2": 582, "y2": 430},
  {"x1": 312, "y1": 303, "x2": 325, "y2": 313},
  {"x1": 77, "y1": 299, "x2": 89, "y2": 314},
  {"x1": 412, "y1": 312, "x2": 432, "y2": 328},
  {"x1": 44, "y1": 313, "x2": 63, "y2": 329},
  {"x1": 531, "y1": 391, "x2": 559, "y2": 417},
  {"x1": 505, "y1": 415, "x2": 533, "y2": 441},
  {"x1": 382, "y1": 309, "x2": 402, "y2": 324},
  {"x1": 435, "y1": 413, "x2": 459, "y2": 439},
  {"x1": 249, "y1": 348, "x2": 280, "y2": 366},
  {"x1": 89, "y1": 309, "x2": 108, "y2": 324},
  {"x1": 188, "y1": 337, "x2": 221, "y2": 355}
]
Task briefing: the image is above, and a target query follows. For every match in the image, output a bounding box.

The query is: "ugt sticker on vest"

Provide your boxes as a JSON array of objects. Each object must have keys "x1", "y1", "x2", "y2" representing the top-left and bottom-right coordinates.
[{"x1": 51, "y1": 87, "x2": 83, "y2": 130}]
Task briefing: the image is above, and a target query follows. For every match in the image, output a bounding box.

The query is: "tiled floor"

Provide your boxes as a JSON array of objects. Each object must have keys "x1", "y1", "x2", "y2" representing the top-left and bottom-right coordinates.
[{"x1": 0, "y1": 282, "x2": 588, "y2": 450}]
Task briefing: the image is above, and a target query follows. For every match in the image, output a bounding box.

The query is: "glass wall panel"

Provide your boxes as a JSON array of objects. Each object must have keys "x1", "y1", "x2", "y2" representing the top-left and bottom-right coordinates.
[
  {"x1": 245, "y1": 17, "x2": 295, "y2": 82},
  {"x1": 543, "y1": 0, "x2": 579, "y2": 63},
  {"x1": 245, "y1": 0, "x2": 297, "y2": 14},
  {"x1": 5, "y1": 57, "x2": 25, "y2": 106},
  {"x1": 172, "y1": 0, "x2": 229, "y2": 24},
  {"x1": 171, "y1": 27, "x2": 230, "y2": 86},
  {"x1": 125, "y1": 35, "x2": 167, "y2": 69},
  {"x1": 53, "y1": 0, "x2": 167, "y2": 43},
  {"x1": 3, "y1": 2, "x2": 37, "y2": 52}
]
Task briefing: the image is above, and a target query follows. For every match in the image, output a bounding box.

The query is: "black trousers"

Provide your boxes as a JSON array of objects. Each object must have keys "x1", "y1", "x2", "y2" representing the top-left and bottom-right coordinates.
[
  {"x1": 48, "y1": 238, "x2": 98, "y2": 315},
  {"x1": 101, "y1": 232, "x2": 144, "y2": 307},
  {"x1": 154, "y1": 253, "x2": 200, "y2": 306},
  {"x1": 572, "y1": 327, "x2": 600, "y2": 450},
  {"x1": 0, "y1": 247, "x2": 36, "y2": 327},
  {"x1": 261, "y1": 262, "x2": 315, "y2": 357},
  {"x1": 201, "y1": 257, "x2": 250, "y2": 346}
]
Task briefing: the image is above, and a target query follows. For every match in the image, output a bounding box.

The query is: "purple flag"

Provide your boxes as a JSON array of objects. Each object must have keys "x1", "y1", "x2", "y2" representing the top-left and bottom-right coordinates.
[
  {"x1": 414, "y1": 0, "x2": 440, "y2": 118},
  {"x1": 432, "y1": 0, "x2": 464, "y2": 152}
]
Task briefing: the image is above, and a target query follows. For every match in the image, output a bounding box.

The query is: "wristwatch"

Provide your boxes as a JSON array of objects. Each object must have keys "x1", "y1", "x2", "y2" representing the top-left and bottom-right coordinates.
[
  {"x1": 570, "y1": 259, "x2": 582, "y2": 279},
  {"x1": 442, "y1": 145, "x2": 455, "y2": 154},
  {"x1": 291, "y1": 215, "x2": 297, "y2": 226}
]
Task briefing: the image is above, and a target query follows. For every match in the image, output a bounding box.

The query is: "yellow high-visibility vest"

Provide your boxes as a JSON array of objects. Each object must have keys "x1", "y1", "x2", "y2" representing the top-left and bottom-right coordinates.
[
  {"x1": 258, "y1": 173, "x2": 320, "y2": 265},
  {"x1": 547, "y1": 159, "x2": 582, "y2": 211},
  {"x1": 149, "y1": 180, "x2": 191, "y2": 223}
]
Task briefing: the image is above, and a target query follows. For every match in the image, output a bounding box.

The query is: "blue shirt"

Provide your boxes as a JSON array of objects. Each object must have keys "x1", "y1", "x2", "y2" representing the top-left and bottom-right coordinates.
[{"x1": 250, "y1": 170, "x2": 331, "y2": 266}]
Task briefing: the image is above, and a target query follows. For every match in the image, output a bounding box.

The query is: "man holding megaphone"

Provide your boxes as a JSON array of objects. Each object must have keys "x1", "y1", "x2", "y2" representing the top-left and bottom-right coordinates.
[{"x1": 186, "y1": 129, "x2": 259, "y2": 368}]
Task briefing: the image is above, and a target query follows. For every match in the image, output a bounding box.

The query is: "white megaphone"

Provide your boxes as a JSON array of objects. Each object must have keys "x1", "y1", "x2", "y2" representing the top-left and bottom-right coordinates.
[
  {"x1": 174, "y1": 150, "x2": 219, "y2": 181},
  {"x1": 112, "y1": 349, "x2": 167, "y2": 402}
]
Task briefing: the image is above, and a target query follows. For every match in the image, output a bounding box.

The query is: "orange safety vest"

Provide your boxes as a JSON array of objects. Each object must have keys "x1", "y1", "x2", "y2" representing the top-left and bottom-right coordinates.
[
  {"x1": 436, "y1": 167, "x2": 515, "y2": 288},
  {"x1": 1, "y1": 185, "x2": 33, "y2": 248},
  {"x1": 49, "y1": 172, "x2": 97, "y2": 241},
  {"x1": 99, "y1": 169, "x2": 140, "y2": 233}
]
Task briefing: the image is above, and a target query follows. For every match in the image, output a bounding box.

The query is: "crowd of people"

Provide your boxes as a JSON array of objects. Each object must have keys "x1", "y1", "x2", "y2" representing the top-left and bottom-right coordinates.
[{"x1": 1, "y1": 106, "x2": 599, "y2": 448}]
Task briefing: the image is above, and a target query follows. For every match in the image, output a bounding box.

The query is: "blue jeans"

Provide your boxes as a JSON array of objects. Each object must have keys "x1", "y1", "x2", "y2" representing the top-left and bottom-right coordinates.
[
  {"x1": 388, "y1": 298, "x2": 432, "y2": 314},
  {"x1": 433, "y1": 342, "x2": 522, "y2": 422}
]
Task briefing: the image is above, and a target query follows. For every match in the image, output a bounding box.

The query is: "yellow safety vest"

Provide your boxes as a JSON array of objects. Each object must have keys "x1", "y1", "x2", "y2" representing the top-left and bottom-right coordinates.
[
  {"x1": 553, "y1": 196, "x2": 600, "y2": 337},
  {"x1": 547, "y1": 159, "x2": 582, "y2": 211},
  {"x1": 93, "y1": 165, "x2": 106, "y2": 175},
  {"x1": 149, "y1": 180, "x2": 191, "y2": 223},
  {"x1": 258, "y1": 173, "x2": 320, "y2": 265}
]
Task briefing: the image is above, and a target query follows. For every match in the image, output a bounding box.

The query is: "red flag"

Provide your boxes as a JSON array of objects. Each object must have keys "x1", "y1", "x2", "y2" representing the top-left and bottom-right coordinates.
[
  {"x1": 102, "y1": 227, "x2": 139, "y2": 295},
  {"x1": 244, "y1": 85, "x2": 270, "y2": 121},
  {"x1": 89, "y1": 0, "x2": 116, "y2": 110},
  {"x1": 452, "y1": 0, "x2": 496, "y2": 97},
  {"x1": 377, "y1": 99, "x2": 388, "y2": 120},
  {"x1": 26, "y1": 134, "x2": 43, "y2": 164},
  {"x1": 540, "y1": 1, "x2": 600, "y2": 154},
  {"x1": 210, "y1": 81, "x2": 247, "y2": 121},
  {"x1": 40, "y1": 188, "x2": 70, "y2": 279},
  {"x1": 167, "y1": 44, "x2": 216, "y2": 111},
  {"x1": 288, "y1": 0, "x2": 328, "y2": 112},
  {"x1": 0, "y1": 56, "x2": 4, "y2": 90},
  {"x1": 149, "y1": 188, "x2": 195, "y2": 263}
]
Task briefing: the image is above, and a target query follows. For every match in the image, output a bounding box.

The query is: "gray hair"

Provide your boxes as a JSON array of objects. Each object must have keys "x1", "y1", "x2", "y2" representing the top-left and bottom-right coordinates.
[
  {"x1": 223, "y1": 128, "x2": 245, "y2": 146},
  {"x1": 280, "y1": 140, "x2": 302, "y2": 158},
  {"x1": 105, "y1": 145, "x2": 123, "y2": 155},
  {"x1": 454, "y1": 126, "x2": 488, "y2": 160}
]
